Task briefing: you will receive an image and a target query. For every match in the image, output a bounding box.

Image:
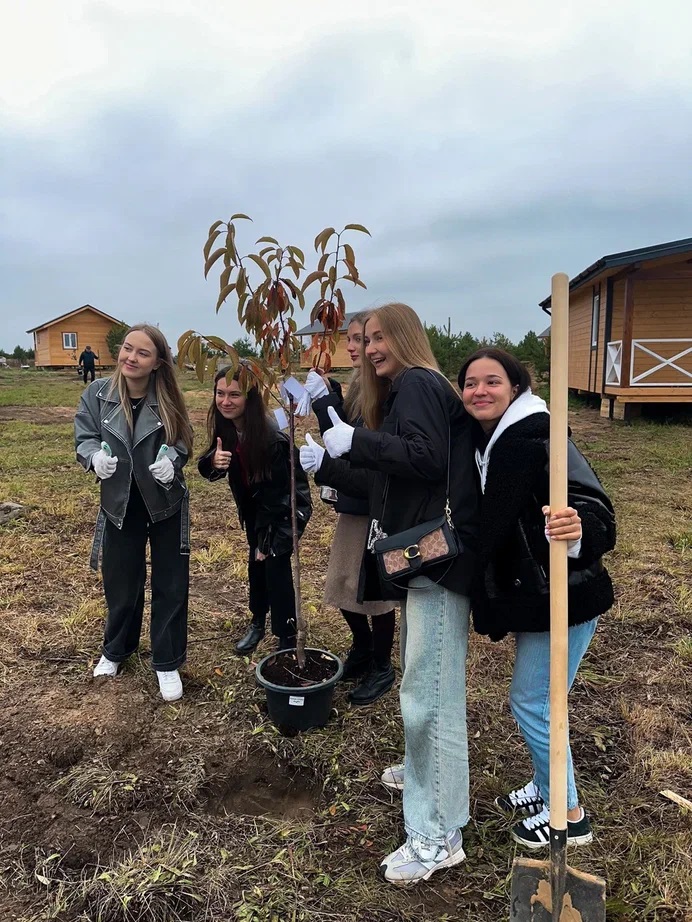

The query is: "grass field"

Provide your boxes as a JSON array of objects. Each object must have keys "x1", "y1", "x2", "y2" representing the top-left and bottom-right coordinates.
[{"x1": 0, "y1": 367, "x2": 691, "y2": 922}]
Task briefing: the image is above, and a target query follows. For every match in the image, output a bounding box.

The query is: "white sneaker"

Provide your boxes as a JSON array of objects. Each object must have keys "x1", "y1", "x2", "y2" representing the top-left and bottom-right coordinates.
[
  {"x1": 380, "y1": 829, "x2": 466, "y2": 886},
  {"x1": 157, "y1": 669, "x2": 183, "y2": 702},
  {"x1": 381, "y1": 763, "x2": 405, "y2": 792},
  {"x1": 93, "y1": 655, "x2": 119, "y2": 678}
]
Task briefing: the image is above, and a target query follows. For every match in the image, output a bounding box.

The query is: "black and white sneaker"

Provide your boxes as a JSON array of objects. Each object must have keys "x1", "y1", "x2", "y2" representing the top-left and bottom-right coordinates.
[
  {"x1": 511, "y1": 806, "x2": 594, "y2": 850},
  {"x1": 495, "y1": 780, "x2": 544, "y2": 817}
]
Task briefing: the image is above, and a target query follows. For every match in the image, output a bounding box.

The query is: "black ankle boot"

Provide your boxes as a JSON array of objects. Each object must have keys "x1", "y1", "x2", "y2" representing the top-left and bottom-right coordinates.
[
  {"x1": 236, "y1": 613, "x2": 266, "y2": 654},
  {"x1": 340, "y1": 646, "x2": 373, "y2": 682},
  {"x1": 348, "y1": 661, "x2": 395, "y2": 706}
]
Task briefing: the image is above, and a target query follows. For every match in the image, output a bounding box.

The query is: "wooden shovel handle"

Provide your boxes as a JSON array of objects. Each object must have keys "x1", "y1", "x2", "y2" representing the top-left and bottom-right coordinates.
[{"x1": 549, "y1": 272, "x2": 570, "y2": 835}]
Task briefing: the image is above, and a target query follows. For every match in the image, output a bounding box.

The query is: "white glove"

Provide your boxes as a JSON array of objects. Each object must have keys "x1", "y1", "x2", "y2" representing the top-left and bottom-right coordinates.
[
  {"x1": 323, "y1": 406, "x2": 355, "y2": 458},
  {"x1": 299, "y1": 433, "x2": 326, "y2": 473},
  {"x1": 92, "y1": 448, "x2": 118, "y2": 479},
  {"x1": 295, "y1": 393, "x2": 312, "y2": 417},
  {"x1": 149, "y1": 455, "x2": 175, "y2": 485},
  {"x1": 304, "y1": 370, "x2": 330, "y2": 400}
]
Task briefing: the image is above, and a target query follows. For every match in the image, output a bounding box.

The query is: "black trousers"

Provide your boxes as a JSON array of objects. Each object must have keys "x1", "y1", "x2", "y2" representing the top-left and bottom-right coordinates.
[
  {"x1": 101, "y1": 503, "x2": 189, "y2": 670},
  {"x1": 83, "y1": 366, "x2": 96, "y2": 383},
  {"x1": 247, "y1": 534, "x2": 296, "y2": 640}
]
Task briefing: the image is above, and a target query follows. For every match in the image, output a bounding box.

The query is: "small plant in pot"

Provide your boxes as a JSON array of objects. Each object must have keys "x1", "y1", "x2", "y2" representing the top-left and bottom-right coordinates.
[{"x1": 179, "y1": 214, "x2": 370, "y2": 730}]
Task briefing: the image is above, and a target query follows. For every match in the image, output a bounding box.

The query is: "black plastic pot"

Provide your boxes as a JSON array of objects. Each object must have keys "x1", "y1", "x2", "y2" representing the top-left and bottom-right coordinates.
[{"x1": 255, "y1": 648, "x2": 343, "y2": 731}]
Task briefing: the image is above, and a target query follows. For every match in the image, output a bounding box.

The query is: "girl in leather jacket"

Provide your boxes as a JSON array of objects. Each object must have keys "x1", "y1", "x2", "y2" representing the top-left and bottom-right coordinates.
[
  {"x1": 74, "y1": 324, "x2": 193, "y2": 703},
  {"x1": 297, "y1": 311, "x2": 398, "y2": 707},
  {"x1": 458, "y1": 347, "x2": 616, "y2": 852},
  {"x1": 198, "y1": 367, "x2": 312, "y2": 653}
]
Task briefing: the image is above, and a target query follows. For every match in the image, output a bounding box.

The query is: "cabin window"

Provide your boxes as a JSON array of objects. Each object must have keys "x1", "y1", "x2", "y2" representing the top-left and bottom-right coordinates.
[
  {"x1": 63, "y1": 332, "x2": 78, "y2": 349},
  {"x1": 590, "y1": 289, "x2": 600, "y2": 349}
]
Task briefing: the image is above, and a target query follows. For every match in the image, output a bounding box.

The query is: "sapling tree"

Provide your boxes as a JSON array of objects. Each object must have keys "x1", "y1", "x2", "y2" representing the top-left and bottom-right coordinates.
[{"x1": 178, "y1": 214, "x2": 370, "y2": 668}]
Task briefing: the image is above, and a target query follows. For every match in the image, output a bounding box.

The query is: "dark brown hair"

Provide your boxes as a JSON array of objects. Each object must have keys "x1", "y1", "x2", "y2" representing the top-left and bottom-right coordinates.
[
  {"x1": 203, "y1": 367, "x2": 273, "y2": 482},
  {"x1": 457, "y1": 347, "x2": 532, "y2": 396}
]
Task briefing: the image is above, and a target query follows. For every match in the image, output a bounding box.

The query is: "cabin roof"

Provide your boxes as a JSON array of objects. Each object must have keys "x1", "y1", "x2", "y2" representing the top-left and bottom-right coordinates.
[
  {"x1": 540, "y1": 236, "x2": 692, "y2": 312},
  {"x1": 295, "y1": 311, "x2": 359, "y2": 336},
  {"x1": 26, "y1": 304, "x2": 125, "y2": 334}
]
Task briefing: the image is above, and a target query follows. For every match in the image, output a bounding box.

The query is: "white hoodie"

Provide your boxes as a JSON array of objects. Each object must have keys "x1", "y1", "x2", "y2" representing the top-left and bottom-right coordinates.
[
  {"x1": 474, "y1": 389, "x2": 548, "y2": 493},
  {"x1": 473, "y1": 389, "x2": 581, "y2": 557}
]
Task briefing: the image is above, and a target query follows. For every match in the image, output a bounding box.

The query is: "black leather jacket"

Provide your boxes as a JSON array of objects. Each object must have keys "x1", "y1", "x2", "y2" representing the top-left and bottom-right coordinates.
[
  {"x1": 472, "y1": 413, "x2": 616, "y2": 640},
  {"x1": 75, "y1": 377, "x2": 189, "y2": 528},
  {"x1": 198, "y1": 427, "x2": 312, "y2": 557}
]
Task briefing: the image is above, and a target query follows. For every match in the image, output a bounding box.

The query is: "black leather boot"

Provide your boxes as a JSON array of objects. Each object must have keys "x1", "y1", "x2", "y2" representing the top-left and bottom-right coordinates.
[
  {"x1": 235, "y1": 613, "x2": 266, "y2": 654},
  {"x1": 340, "y1": 646, "x2": 373, "y2": 682},
  {"x1": 348, "y1": 661, "x2": 395, "y2": 706}
]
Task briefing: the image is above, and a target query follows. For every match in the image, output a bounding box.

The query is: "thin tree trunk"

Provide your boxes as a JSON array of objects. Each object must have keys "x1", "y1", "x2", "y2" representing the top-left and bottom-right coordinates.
[{"x1": 288, "y1": 397, "x2": 306, "y2": 669}]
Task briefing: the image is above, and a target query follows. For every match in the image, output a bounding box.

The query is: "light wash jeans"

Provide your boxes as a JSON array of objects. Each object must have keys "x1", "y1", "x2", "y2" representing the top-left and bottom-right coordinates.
[
  {"x1": 399, "y1": 576, "x2": 470, "y2": 846},
  {"x1": 510, "y1": 618, "x2": 598, "y2": 810}
]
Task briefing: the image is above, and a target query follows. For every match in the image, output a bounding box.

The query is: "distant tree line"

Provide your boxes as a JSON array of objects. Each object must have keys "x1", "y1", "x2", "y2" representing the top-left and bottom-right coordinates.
[
  {"x1": 0, "y1": 346, "x2": 35, "y2": 362},
  {"x1": 424, "y1": 322, "x2": 549, "y2": 379}
]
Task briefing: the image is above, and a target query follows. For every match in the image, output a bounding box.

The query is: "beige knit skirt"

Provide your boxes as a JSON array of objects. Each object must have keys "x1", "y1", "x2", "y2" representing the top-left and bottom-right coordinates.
[{"x1": 323, "y1": 513, "x2": 396, "y2": 615}]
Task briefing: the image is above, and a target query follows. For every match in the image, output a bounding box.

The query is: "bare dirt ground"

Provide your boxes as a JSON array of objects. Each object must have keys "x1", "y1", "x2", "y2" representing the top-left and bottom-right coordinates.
[{"x1": 0, "y1": 384, "x2": 690, "y2": 922}]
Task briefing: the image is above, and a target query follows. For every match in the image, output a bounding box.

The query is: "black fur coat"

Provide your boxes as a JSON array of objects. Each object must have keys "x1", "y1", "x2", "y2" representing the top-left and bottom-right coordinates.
[{"x1": 472, "y1": 413, "x2": 616, "y2": 641}]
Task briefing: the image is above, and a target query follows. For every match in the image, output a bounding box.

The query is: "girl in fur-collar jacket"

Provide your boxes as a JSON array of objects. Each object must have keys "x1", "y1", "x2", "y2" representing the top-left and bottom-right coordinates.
[{"x1": 459, "y1": 347, "x2": 616, "y2": 852}]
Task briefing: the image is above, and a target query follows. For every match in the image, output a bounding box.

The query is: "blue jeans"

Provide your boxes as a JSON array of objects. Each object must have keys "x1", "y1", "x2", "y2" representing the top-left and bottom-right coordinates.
[
  {"x1": 510, "y1": 618, "x2": 598, "y2": 810},
  {"x1": 399, "y1": 576, "x2": 470, "y2": 846}
]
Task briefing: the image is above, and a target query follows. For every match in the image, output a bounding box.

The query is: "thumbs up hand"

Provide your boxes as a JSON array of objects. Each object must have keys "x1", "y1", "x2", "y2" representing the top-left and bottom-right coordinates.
[
  {"x1": 322, "y1": 406, "x2": 355, "y2": 458},
  {"x1": 212, "y1": 436, "x2": 233, "y2": 471},
  {"x1": 299, "y1": 433, "x2": 326, "y2": 473}
]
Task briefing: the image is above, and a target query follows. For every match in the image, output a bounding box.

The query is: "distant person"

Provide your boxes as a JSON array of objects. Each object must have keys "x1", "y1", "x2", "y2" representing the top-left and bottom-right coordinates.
[
  {"x1": 78, "y1": 345, "x2": 99, "y2": 383},
  {"x1": 198, "y1": 366, "x2": 312, "y2": 653},
  {"x1": 74, "y1": 324, "x2": 193, "y2": 702},
  {"x1": 458, "y1": 347, "x2": 616, "y2": 849}
]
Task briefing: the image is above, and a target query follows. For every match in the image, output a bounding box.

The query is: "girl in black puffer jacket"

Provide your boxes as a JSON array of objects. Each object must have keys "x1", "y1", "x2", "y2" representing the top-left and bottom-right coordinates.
[
  {"x1": 198, "y1": 367, "x2": 311, "y2": 653},
  {"x1": 459, "y1": 347, "x2": 615, "y2": 852},
  {"x1": 298, "y1": 311, "x2": 398, "y2": 707}
]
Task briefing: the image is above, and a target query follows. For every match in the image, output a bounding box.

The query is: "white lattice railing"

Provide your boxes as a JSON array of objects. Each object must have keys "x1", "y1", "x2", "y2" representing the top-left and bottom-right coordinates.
[
  {"x1": 630, "y1": 339, "x2": 692, "y2": 386},
  {"x1": 605, "y1": 340, "x2": 622, "y2": 385}
]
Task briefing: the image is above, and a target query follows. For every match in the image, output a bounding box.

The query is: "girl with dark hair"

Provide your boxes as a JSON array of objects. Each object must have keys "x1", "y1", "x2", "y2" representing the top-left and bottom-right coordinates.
[
  {"x1": 74, "y1": 324, "x2": 193, "y2": 702},
  {"x1": 298, "y1": 312, "x2": 398, "y2": 706},
  {"x1": 311, "y1": 303, "x2": 480, "y2": 887},
  {"x1": 198, "y1": 367, "x2": 312, "y2": 653},
  {"x1": 458, "y1": 348, "x2": 616, "y2": 849}
]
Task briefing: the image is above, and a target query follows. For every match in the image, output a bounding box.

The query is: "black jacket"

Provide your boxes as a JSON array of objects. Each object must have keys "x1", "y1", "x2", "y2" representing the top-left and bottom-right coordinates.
[
  {"x1": 198, "y1": 427, "x2": 312, "y2": 557},
  {"x1": 78, "y1": 350, "x2": 97, "y2": 367},
  {"x1": 312, "y1": 379, "x2": 369, "y2": 517},
  {"x1": 317, "y1": 368, "x2": 480, "y2": 601},
  {"x1": 472, "y1": 413, "x2": 616, "y2": 641}
]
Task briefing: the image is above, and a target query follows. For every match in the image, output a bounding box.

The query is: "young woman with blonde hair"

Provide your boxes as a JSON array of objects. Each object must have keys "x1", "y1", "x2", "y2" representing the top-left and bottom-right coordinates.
[
  {"x1": 74, "y1": 324, "x2": 193, "y2": 702},
  {"x1": 313, "y1": 302, "x2": 480, "y2": 886},
  {"x1": 299, "y1": 312, "x2": 397, "y2": 705}
]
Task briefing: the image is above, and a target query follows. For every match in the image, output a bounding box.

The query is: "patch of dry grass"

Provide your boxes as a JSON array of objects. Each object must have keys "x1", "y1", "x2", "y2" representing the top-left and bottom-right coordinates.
[{"x1": 0, "y1": 376, "x2": 691, "y2": 922}]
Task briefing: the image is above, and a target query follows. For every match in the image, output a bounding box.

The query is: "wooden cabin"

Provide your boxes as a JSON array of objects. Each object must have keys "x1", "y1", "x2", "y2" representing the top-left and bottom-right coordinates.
[
  {"x1": 27, "y1": 305, "x2": 126, "y2": 370},
  {"x1": 296, "y1": 312, "x2": 358, "y2": 369},
  {"x1": 540, "y1": 237, "x2": 692, "y2": 419}
]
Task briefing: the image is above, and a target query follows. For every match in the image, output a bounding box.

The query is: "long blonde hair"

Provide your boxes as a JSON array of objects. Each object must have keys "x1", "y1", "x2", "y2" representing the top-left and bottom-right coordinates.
[
  {"x1": 360, "y1": 302, "x2": 442, "y2": 430},
  {"x1": 342, "y1": 310, "x2": 371, "y2": 423},
  {"x1": 108, "y1": 324, "x2": 193, "y2": 452}
]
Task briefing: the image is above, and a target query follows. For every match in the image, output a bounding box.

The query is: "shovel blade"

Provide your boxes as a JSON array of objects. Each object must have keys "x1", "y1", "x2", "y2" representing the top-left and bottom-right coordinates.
[{"x1": 510, "y1": 857, "x2": 606, "y2": 921}]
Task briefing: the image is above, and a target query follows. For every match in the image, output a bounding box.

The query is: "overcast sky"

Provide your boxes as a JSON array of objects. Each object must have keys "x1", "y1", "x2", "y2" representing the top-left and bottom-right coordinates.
[{"x1": 2, "y1": 0, "x2": 691, "y2": 353}]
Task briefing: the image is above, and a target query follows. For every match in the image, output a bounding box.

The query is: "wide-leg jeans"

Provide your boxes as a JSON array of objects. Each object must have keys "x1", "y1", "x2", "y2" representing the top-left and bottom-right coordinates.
[
  {"x1": 399, "y1": 576, "x2": 470, "y2": 846},
  {"x1": 101, "y1": 506, "x2": 189, "y2": 670},
  {"x1": 510, "y1": 618, "x2": 598, "y2": 810}
]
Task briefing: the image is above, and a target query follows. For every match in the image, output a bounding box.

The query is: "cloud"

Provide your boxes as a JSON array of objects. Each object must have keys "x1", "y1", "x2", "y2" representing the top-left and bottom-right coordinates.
[{"x1": 1, "y1": 1, "x2": 692, "y2": 353}]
